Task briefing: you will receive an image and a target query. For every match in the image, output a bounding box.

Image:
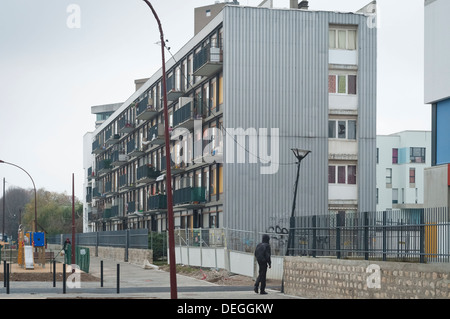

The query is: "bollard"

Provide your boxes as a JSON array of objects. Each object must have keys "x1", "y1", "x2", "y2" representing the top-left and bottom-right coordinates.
[
  {"x1": 3, "y1": 261, "x2": 6, "y2": 288},
  {"x1": 53, "y1": 260, "x2": 56, "y2": 288},
  {"x1": 63, "y1": 264, "x2": 66, "y2": 294},
  {"x1": 117, "y1": 264, "x2": 120, "y2": 294},
  {"x1": 100, "y1": 260, "x2": 103, "y2": 287},
  {"x1": 6, "y1": 263, "x2": 9, "y2": 294}
]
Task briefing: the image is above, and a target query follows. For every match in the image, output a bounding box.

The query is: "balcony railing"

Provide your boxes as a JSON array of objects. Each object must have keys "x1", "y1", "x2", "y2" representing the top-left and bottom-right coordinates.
[
  {"x1": 166, "y1": 73, "x2": 184, "y2": 101},
  {"x1": 111, "y1": 150, "x2": 127, "y2": 167},
  {"x1": 161, "y1": 156, "x2": 185, "y2": 175},
  {"x1": 119, "y1": 174, "x2": 135, "y2": 191},
  {"x1": 137, "y1": 165, "x2": 160, "y2": 184},
  {"x1": 97, "y1": 159, "x2": 112, "y2": 175},
  {"x1": 118, "y1": 117, "x2": 135, "y2": 134},
  {"x1": 173, "y1": 98, "x2": 205, "y2": 130},
  {"x1": 147, "y1": 124, "x2": 165, "y2": 146},
  {"x1": 106, "y1": 133, "x2": 121, "y2": 146},
  {"x1": 127, "y1": 201, "x2": 136, "y2": 214},
  {"x1": 136, "y1": 97, "x2": 158, "y2": 121},
  {"x1": 173, "y1": 187, "x2": 206, "y2": 206},
  {"x1": 193, "y1": 45, "x2": 223, "y2": 77},
  {"x1": 147, "y1": 194, "x2": 167, "y2": 211},
  {"x1": 127, "y1": 139, "x2": 144, "y2": 158}
]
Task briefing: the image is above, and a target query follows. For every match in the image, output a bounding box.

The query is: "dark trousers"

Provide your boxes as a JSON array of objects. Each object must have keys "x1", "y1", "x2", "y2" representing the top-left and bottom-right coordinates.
[{"x1": 254, "y1": 262, "x2": 268, "y2": 292}]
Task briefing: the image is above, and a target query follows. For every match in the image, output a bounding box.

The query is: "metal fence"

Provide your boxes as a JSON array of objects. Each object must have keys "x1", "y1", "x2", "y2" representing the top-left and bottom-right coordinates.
[
  {"x1": 47, "y1": 229, "x2": 149, "y2": 250},
  {"x1": 288, "y1": 208, "x2": 450, "y2": 263},
  {"x1": 173, "y1": 208, "x2": 450, "y2": 264}
]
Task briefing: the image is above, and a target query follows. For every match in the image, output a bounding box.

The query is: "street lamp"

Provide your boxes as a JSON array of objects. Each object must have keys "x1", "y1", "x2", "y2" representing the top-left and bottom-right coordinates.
[
  {"x1": 286, "y1": 149, "x2": 311, "y2": 256},
  {"x1": 141, "y1": 0, "x2": 177, "y2": 299},
  {"x1": 0, "y1": 160, "x2": 38, "y2": 233}
]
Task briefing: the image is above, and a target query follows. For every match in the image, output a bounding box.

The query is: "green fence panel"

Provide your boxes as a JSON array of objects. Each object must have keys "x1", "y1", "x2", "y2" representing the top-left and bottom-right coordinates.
[{"x1": 63, "y1": 244, "x2": 90, "y2": 273}]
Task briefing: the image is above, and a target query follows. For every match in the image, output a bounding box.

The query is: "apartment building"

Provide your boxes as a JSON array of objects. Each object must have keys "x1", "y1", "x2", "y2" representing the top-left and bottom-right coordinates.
[
  {"x1": 83, "y1": 1, "x2": 377, "y2": 234},
  {"x1": 376, "y1": 131, "x2": 431, "y2": 212},
  {"x1": 424, "y1": 0, "x2": 450, "y2": 209}
]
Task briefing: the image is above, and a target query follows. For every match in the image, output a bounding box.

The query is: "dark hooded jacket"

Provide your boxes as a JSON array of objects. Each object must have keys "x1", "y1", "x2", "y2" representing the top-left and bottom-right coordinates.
[{"x1": 254, "y1": 234, "x2": 271, "y2": 266}]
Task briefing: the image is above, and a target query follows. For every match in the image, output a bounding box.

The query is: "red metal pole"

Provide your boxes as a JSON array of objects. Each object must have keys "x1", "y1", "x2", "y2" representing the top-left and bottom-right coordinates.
[{"x1": 142, "y1": 0, "x2": 177, "y2": 299}]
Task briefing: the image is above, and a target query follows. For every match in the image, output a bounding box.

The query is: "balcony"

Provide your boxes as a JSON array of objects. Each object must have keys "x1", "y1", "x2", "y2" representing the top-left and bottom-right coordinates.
[
  {"x1": 106, "y1": 133, "x2": 121, "y2": 146},
  {"x1": 137, "y1": 165, "x2": 160, "y2": 185},
  {"x1": 118, "y1": 117, "x2": 135, "y2": 134},
  {"x1": 173, "y1": 97, "x2": 205, "y2": 131},
  {"x1": 111, "y1": 151, "x2": 128, "y2": 167},
  {"x1": 119, "y1": 174, "x2": 135, "y2": 192},
  {"x1": 193, "y1": 45, "x2": 223, "y2": 77},
  {"x1": 93, "y1": 187, "x2": 102, "y2": 199},
  {"x1": 97, "y1": 159, "x2": 112, "y2": 175},
  {"x1": 161, "y1": 156, "x2": 185, "y2": 175},
  {"x1": 147, "y1": 194, "x2": 167, "y2": 211},
  {"x1": 166, "y1": 73, "x2": 184, "y2": 101},
  {"x1": 127, "y1": 139, "x2": 145, "y2": 158},
  {"x1": 92, "y1": 140, "x2": 105, "y2": 154},
  {"x1": 126, "y1": 201, "x2": 136, "y2": 214},
  {"x1": 201, "y1": 146, "x2": 223, "y2": 164},
  {"x1": 136, "y1": 97, "x2": 158, "y2": 121},
  {"x1": 173, "y1": 187, "x2": 206, "y2": 208},
  {"x1": 147, "y1": 124, "x2": 165, "y2": 146}
]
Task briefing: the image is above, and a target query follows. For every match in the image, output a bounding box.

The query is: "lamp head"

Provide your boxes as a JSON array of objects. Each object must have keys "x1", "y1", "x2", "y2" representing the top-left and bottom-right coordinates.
[{"x1": 291, "y1": 148, "x2": 311, "y2": 161}]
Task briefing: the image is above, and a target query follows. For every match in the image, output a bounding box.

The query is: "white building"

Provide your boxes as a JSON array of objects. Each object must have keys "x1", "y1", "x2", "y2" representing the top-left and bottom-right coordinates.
[{"x1": 376, "y1": 131, "x2": 431, "y2": 211}]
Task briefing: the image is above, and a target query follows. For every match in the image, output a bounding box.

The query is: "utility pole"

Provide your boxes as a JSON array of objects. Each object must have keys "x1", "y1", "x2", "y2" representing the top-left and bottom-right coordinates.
[
  {"x1": 71, "y1": 173, "x2": 76, "y2": 272},
  {"x1": 2, "y1": 178, "x2": 5, "y2": 240}
]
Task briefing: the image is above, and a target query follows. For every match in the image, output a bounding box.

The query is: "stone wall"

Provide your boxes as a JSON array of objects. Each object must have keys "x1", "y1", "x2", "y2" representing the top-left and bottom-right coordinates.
[{"x1": 284, "y1": 257, "x2": 450, "y2": 299}]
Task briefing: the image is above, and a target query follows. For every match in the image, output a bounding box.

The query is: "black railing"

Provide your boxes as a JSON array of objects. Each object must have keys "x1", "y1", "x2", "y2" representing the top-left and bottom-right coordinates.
[{"x1": 287, "y1": 208, "x2": 450, "y2": 263}]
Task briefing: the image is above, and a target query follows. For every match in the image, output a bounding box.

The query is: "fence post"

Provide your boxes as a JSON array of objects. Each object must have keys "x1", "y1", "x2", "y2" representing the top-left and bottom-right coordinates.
[
  {"x1": 364, "y1": 212, "x2": 369, "y2": 261},
  {"x1": 419, "y1": 209, "x2": 425, "y2": 264},
  {"x1": 96, "y1": 231, "x2": 99, "y2": 257},
  {"x1": 336, "y1": 213, "x2": 341, "y2": 259},
  {"x1": 125, "y1": 229, "x2": 129, "y2": 262},
  {"x1": 312, "y1": 215, "x2": 317, "y2": 258},
  {"x1": 382, "y1": 211, "x2": 387, "y2": 262}
]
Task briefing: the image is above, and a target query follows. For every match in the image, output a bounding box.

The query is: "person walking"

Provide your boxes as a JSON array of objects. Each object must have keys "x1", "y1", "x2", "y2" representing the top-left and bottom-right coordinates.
[{"x1": 254, "y1": 234, "x2": 271, "y2": 294}]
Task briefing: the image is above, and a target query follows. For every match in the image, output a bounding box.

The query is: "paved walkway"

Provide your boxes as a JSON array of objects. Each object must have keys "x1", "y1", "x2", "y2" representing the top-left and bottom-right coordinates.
[{"x1": 0, "y1": 256, "x2": 302, "y2": 300}]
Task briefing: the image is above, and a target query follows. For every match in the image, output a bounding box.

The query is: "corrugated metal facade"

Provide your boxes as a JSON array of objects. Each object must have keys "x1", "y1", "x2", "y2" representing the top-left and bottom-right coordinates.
[{"x1": 222, "y1": 6, "x2": 377, "y2": 232}]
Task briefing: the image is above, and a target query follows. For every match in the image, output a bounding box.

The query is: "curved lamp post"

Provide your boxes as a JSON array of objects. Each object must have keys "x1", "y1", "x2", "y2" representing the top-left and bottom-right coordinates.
[
  {"x1": 141, "y1": 0, "x2": 177, "y2": 299},
  {"x1": 0, "y1": 160, "x2": 37, "y2": 233},
  {"x1": 286, "y1": 149, "x2": 311, "y2": 256}
]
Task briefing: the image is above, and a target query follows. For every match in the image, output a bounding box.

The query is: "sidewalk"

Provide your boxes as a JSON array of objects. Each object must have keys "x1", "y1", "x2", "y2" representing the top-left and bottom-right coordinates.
[{"x1": 0, "y1": 256, "x2": 302, "y2": 300}]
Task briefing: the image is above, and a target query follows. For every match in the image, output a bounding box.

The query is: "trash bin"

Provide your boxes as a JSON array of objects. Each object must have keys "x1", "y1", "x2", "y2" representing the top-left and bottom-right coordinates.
[{"x1": 64, "y1": 244, "x2": 90, "y2": 273}]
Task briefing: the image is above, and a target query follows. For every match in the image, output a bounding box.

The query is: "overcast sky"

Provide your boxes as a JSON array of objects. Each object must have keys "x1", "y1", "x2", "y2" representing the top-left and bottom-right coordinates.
[{"x1": 0, "y1": 0, "x2": 428, "y2": 200}]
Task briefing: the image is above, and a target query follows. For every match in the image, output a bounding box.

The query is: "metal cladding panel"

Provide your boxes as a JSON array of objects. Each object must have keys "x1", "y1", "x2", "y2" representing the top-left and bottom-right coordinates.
[
  {"x1": 222, "y1": 6, "x2": 329, "y2": 232},
  {"x1": 222, "y1": 7, "x2": 376, "y2": 232}
]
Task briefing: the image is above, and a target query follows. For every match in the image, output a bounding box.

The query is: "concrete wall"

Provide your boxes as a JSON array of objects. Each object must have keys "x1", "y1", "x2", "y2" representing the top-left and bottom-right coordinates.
[{"x1": 284, "y1": 257, "x2": 450, "y2": 299}]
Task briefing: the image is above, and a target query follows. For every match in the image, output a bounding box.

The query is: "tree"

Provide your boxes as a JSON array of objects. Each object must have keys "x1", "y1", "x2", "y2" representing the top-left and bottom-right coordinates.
[
  {"x1": 22, "y1": 188, "x2": 83, "y2": 236},
  {"x1": 0, "y1": 187, "x2": 33, "y2": 241}
]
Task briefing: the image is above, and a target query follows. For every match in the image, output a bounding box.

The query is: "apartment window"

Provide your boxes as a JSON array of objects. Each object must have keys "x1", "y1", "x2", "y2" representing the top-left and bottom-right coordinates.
[
  {"x1": 328, "y1": 165, "x2": 357, "y2": 185},
  {"x1": 392, "y1": 188, "x2": 398, "y2": 204},
  {"x1": 409, "y1": 168, "x2": 416, "y2": 185},
  {"x1": 376, "y1": 148, "x2": 379, "y2": 164},
  {"x1": 392, "y1": 148, "x2": 398, "y2": 164},
  {"x1": 329, "y1": 28, "x2": 357, "y2": 50},
  {"x1": 328, "y1": 120, "x2": 357, "y2": 140},
  {"x1": 376, "y1": 188, "x2": 379, "y2": 205},
  {"x1": 328, "y1": 74, "x2": 357, "y2": 95},
  {"x1": 410, "y1": 147, "x2": 426, "y2": 163},
  {"x1": 386, "y1": 168, "x2": 392, "y2": 186}
]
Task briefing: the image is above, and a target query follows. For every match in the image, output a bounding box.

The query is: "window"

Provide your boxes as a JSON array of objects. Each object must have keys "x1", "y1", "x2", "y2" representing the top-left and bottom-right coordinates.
[
  {"x1": 328, "y1": 74, "x2": 357, "y2": 95},
  {"x1": 392, "y1": 148, "x2": 398, "y2": 164},
  {"x1": 328, "y1": 120, "x2": 357, "y2": 140},
  {"x1": 392, "y1": 188, "x2": 398, "y2": 204},
  {"x1": 376, "y1": 148, "x2": 379, "y2": 164},
  {"x1": 386, "y1": 168, "x2": 392, "y2": 186},
  {"x1": 347, "y1": 165, "x2": 357, "y2": 184},
  {"x1": 328, "y1": 165, "x2": 357, "y2": 185},
  {"x1": 329, "y1": 28, "x2": 357, "y2": 50},
  {"x1": 328, "y1": 166, "x2": 336, "y2": 183},
  {"x1": 409, "y1": 168, "x2": 416, "y2": 184},
  {"x1": 410, "y1": 147, "x2": 426, "y2": 163}
]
